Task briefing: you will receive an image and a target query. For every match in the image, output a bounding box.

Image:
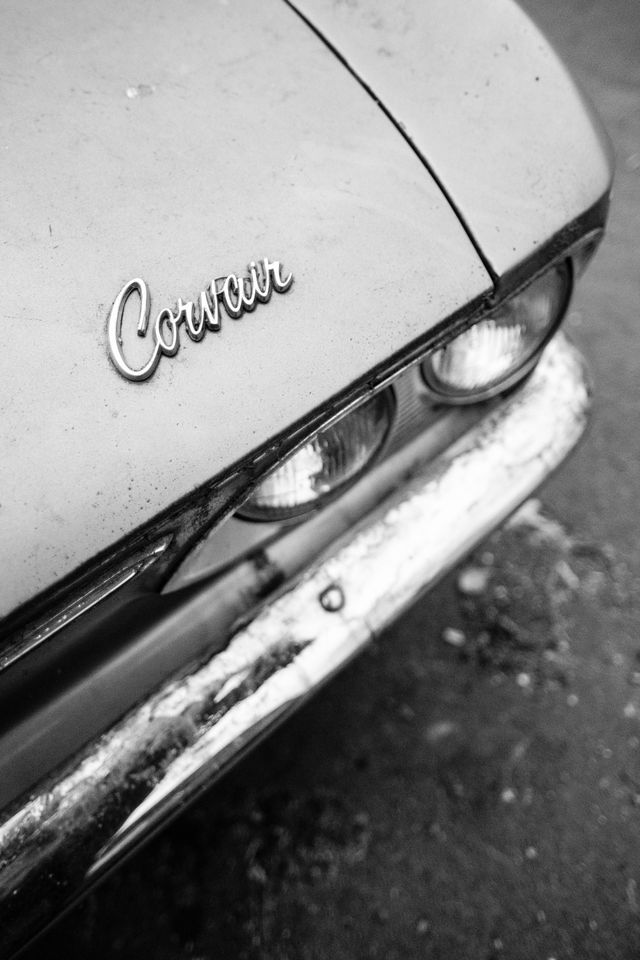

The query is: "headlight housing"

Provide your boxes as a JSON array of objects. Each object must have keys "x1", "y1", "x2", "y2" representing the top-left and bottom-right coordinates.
[
  {"x1": 421, "y1": 261, "x2": 572, "y2": 403},
  {"x1": 238, "y1": 390, "x2": 394, "y2": 521}
]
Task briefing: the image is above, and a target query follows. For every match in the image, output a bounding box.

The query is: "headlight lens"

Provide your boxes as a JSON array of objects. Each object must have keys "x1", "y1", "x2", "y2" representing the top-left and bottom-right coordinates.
[
  {"x1": 238, "y1": 391, "x2": 393, "y2": 521},
  {"x1": 421, "y1": 261, "x2": 571, "y2": 402}
]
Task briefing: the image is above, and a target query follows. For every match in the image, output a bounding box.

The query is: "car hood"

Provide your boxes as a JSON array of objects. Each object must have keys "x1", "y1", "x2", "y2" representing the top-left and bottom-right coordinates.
[
  {"x1": 292, "y1": 0, "x2": 613, "y2": 279},
  {"x1": 0, "y1": 0, "x2": 493, "y2": 617}
]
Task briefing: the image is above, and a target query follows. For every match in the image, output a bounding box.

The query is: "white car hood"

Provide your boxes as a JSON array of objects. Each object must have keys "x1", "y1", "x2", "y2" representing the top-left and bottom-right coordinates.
[
  {"x1": 0, "y1": 0, "x2": 494, "y2": 617},
  {"x1": 293, "y1": 0, "x2": 613, "y2": 278}
]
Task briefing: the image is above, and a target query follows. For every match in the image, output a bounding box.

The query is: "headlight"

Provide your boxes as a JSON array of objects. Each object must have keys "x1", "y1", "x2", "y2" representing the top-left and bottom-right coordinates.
[
  {"x1": 238, "y1": 390, "x2": 394, "y2": 521},
  {"x1": 421, "y1": 261, "x2": 571, "y2": 403}
]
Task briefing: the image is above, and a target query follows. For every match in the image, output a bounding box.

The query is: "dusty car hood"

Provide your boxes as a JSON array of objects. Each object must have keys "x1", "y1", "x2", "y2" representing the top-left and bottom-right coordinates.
[
  {"x1": 293, "y1": 0, "x2": 613, "y2": 279},
  {"x1": 0, "y1": 0, "x2": 492, "y2": 617}
]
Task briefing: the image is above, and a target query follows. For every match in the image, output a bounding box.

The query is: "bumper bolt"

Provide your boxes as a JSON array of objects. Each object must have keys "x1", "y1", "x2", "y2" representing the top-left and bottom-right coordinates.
[{"x1": 319, "y1": 583, "x2": 345, "y2": 612}]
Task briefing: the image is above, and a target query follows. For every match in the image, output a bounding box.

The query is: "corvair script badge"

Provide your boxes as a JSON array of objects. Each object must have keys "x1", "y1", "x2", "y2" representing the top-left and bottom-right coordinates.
[{"x1": 107, "y1": 258, "x2": 293, "y2": 382}]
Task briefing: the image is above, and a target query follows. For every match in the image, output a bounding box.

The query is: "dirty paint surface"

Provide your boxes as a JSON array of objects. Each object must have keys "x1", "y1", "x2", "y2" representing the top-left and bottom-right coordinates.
[
  {"x1": 0, "y1": 0, "x2": 490, "y2": 617},
  {"x1": 292, "y1": 0, "x2": 612, "y2": 278}
]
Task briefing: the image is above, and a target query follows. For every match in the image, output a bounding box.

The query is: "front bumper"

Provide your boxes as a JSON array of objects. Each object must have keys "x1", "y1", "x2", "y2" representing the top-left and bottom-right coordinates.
[{"x1": 0, "y1": 334, "x2": 589, "y2": 954}]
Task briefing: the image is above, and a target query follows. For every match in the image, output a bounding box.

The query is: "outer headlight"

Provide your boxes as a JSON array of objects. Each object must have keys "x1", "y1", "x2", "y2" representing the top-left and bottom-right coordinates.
[
  {"x1": 421, "y1": 261, "x2": 572, "y2": 403},
  {"x1": 239, "y1": 390, "x2": 393, "y2": 521}
]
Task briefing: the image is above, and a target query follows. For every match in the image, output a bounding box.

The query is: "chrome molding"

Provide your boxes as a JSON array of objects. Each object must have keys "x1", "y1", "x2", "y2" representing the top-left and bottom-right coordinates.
[
  {"x1": 0, "y1": 539, "x2": 171, "y2": 673},
  {"x1": 0, "y1": 334, "x2": 589, "y2": 956}
]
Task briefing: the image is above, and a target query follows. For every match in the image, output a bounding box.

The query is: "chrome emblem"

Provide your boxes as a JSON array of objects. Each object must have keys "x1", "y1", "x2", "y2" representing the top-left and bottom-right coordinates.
[{"x1": 107, "y1": 258, "x2": 293, "y2": 382}]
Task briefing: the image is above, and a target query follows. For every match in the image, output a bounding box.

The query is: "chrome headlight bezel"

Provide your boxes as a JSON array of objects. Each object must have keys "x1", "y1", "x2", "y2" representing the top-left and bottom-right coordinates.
[
  {"x1": 237, "y1": 388, "x2": 396, "y2": 522},
  {"x1": 420, "y1": 259, "x2": 573, "y2": 404}
]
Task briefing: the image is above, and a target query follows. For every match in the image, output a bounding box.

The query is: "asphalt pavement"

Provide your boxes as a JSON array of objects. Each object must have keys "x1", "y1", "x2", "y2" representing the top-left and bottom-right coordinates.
[{"x1": 23, "y1": 1, "x2": 640, "y2": 958}]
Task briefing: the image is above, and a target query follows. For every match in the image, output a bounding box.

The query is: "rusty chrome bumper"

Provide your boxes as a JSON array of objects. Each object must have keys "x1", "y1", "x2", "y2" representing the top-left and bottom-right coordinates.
[{"x1": 0, "y1": 334, "x2": 589, "y2": 954}]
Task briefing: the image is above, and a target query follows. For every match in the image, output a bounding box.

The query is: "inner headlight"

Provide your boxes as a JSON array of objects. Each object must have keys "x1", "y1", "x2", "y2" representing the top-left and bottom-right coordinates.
[
  {"x1": 238, "y1": 390, "x2": 393, "y2": 521},
  {"x1": 421, "y1": 261, "x2": 572, "y2": 403}
]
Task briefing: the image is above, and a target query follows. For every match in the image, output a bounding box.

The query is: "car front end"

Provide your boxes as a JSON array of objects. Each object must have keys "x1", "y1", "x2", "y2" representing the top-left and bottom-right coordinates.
[{"x1": 0, "y1": 0, "x2": 612, "y2": 952}]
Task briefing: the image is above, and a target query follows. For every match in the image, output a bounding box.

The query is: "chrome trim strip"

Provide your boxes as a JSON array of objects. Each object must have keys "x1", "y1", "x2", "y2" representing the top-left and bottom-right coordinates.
[
  {"x1": 0, "y1": 335, "x2": 589, "y2": 956},
  {"x1": 0, "y1": 539, "x2": 172, "y2": 673}
]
